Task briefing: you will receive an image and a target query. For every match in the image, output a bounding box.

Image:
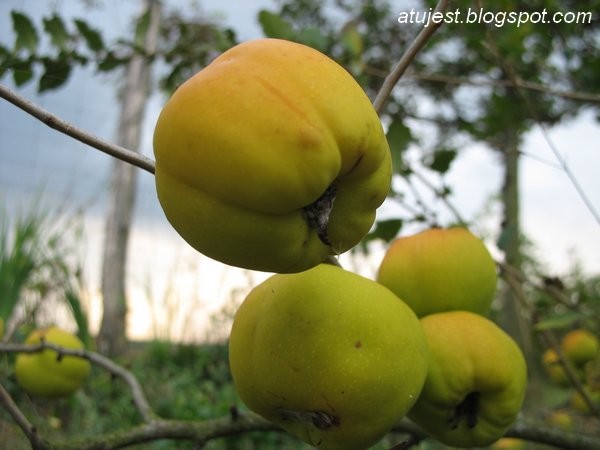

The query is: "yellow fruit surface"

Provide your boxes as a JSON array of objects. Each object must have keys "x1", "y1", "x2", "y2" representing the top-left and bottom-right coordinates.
[
  {"x1": 408, "y1": 311, "x2": 527, "y2": 448},
  {"x1": 490, "y1": 437, "x2": 526, "y2": 450},
  {"x1": 377, "y1": 227, "x2": 497, "y2": 317},
  {"x1": 541, "y1": 348, "x2": 571, "y2": 386},
  {"x1": 561, "y1": 329, "x2": 599, "y2": 367},
  {"x1": 229, "y1": 264, "x2": 428, "y2": 450},
  {"x1": 154, "y1": 38, "x2": 391, "y2": 273},
  {"x1": 15, "y1": 327, "x2": 91, "y2": 398}
]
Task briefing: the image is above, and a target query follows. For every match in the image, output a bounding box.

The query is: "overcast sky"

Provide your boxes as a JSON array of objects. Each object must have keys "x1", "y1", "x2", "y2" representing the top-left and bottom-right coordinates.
[{"x1": 1, "y1": 0, "x2": 599, "y2": 339}]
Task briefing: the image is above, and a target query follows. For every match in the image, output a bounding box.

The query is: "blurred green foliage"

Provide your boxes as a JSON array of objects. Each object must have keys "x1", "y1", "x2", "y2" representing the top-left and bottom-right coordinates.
[{"x1": 0, "y1": 202, "x2": 90, "y2": 346}]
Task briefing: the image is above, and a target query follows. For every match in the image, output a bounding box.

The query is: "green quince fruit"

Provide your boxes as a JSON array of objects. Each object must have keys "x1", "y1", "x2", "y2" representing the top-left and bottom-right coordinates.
[
  {"x1": 377, "y1": 227, "x2": 497, "y2": 317},
  {"x1": 229, "y1": 264, "x2": 428, "y2": 449},
  {"x1": 408, "y1": 311, "x2": 527, "y2": 448},
  {"x1": 15, "y1": 327, "x2": 91, "y2": 398}
]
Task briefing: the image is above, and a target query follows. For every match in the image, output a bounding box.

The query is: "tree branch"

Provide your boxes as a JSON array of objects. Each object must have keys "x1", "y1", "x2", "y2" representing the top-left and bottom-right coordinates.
[
  {"x1": 373, "y1": 0, "x2": 449, "y2": 114},
  {"x1": 0, "y1": 341, "x2": 155, "y2": 423},
  {"x1": 0, "y1": 382, "x2": 49, "y2": 450},
  {"x1": 500, "y1": 264, "x2": 600, "y2": 419},
  {"x1": 406, "y1": 71, "x2": 600, "y2": 104},
  {"x1": 55, "y1": 413, "x2": 277, "y2": 450},
  {"x1": 0, "y1": 83, "x2": 156, "y2": 175}
]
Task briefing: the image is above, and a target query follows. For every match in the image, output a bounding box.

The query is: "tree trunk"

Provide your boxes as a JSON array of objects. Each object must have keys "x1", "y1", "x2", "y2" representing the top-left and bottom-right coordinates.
[
  {"x1": 497, "y1": 129, "x2": 526, "y2": 345},
  {"x1": 97, "y1": 0, "x2": 161, "y2": 357}
]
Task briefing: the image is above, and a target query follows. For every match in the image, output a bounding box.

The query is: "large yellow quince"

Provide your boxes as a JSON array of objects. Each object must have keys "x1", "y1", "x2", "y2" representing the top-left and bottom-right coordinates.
[
  {"x1": 408, "y1": 311, "x2": 527, "y2": 448},
  {"x1": 377, "y1": 227, "x2": 497, "y2": 317},
  {"x1": 15, "y1": 327, "x2": 91, "y2": 398},
  {"x1": 153, "y1": 38, "x2": 391, "y2": 273},
  {"x1": 229, "y1": 264, "x2": 428, "y2": 450}
]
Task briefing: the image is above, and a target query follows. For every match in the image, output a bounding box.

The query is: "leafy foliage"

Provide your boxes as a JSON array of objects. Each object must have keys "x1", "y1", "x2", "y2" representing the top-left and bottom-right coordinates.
[
  {"x1": 0, "y1": 203, "x2": 89, "y2": 346},
  {"x1": 0, "y1": 6, "x2": 237, "y2": 94}
]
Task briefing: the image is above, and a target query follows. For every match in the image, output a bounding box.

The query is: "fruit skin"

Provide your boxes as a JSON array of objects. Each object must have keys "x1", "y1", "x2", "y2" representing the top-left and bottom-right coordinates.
[
  {"x1": 153, "y1": 38, "x2": 392, "y2": 273},
  {"x1": 15, "y1": 327, "x2": 91, "y2": 398},
  {"x1": 546, "y1": 409, "x2": 573, "y2": 430},
  {"x1": 408, "y1": 311, "x2": 527, "y2": 448},
  {"x1": 376, "y1": 227, "x2": 497, "y2": 317},
  {"x1": 490, "y1": 437, "x2": 526, "y2": 450},
  {"x1": 561, "y1": 329, "x2": 599, "y2": 367},
  {"x1": 541, "y1": 348, "x2": 571, "y2": 386},
  {"x1": 569, "y1": 388, "x2": 600, "y2": 414},
  {"x1": 229, "y1": 264, "x2": 428, "y2": 450}
]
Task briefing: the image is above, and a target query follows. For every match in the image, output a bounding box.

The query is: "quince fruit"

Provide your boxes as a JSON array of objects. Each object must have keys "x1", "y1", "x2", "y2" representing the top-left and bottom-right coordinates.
[
  {"x1": 546, "y1": 409, "x2": 573, "y2": 430},
  {"x1": 569, "y1": 387, "x2": 600, "y2": 414},
  {"x1": 376, "y1": 227, "x2": 497, "y2": 317},
  {"x1": 490, "y1": 437, "x2": 526, "y2": 450},
  {"x1": 541, "y1": 348, "x2": 571, "y2": 386},
  {"x1": 229, "y1": 264, "x2": 428, "y2": 450},
  {"x1": 15, "y1": 327, "x2": 91, "y2": 398},
  {"x1": 154, "y1": 38, "x2": 391, "y2": 273},
  {"x1": 561, "y1": 329, "x2": 599, "y2": 367},
  {"x1": 408, "y1": 311, "x2": 527, "y2": 448}
]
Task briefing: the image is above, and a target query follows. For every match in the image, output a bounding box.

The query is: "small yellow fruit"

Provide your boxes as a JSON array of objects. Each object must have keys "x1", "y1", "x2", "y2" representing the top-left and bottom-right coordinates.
[
  {"x1": 408, "y1": 311, "x2": 527, "y2": 448},
  {"x1": 229, "y1": 264, "x2": 429, "y2": 450},
  {"x1": 376, "y1": 227, "x2": 497, "y2": 317},
  {"x1": 541, "y1": 349, "x2": 570, "y2": 386},
  {"x1": 546, "y1": 409, "x2": 573, "y2": 430},
  {"x1": 490, "y1": 437, "x2": 526, "y2": 450},
  {"x1": 569, "y1": 388, "x2": 600, "y2": 414},
  {"x1": 15, "y1": 327, "x2": 91, "y2": 398},
  {"x1": 154, "y1": 38, "x2": 391, "y2": 273},
  {"x1": 561, "y1": 329, "x2": 599, "y2": 367}
]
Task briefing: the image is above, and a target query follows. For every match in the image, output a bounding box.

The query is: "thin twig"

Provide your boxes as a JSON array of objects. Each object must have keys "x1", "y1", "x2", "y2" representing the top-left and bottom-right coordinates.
[
  {"x1": 476, "y1": 15, "x2": 600, "y2": 229},
  {"x1": 0, "y1": 382, "x2": 49, "y2": 450},
  {"x1": 500, "y1": 265, "x2": 600, "y2": 418},
  {"x1": 373, "y1": 0, "x2": 449, "y2": 114},
  {"x1": 0, "y1": 341, "x2": 155, "y2": 422},
  {"x1": 406, "y1": 71, "x2": 600, "y2": 104},
  {"x1": 0, "y1": 83, "x2": 156, "y2": 175}
]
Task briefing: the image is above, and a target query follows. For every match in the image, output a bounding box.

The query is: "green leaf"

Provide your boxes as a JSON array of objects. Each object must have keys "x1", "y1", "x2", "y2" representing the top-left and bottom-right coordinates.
[
  {"x1": 258, "y1": 9, "x2": 295, "y2": 40},
  {"x1": 135, "y1": 9, "x2": 151, "y2": 46},
  {"x1": 297, "y1": 27, "x2": 328, "y2": 52},
  {"x1": 340, "y1": 21, "x2": 363, "y2": 57},
  {"x1": 425, "y1": 148, "x2": 457, "y2": 174},
  {"x1": 12, "y1": 11, "x2": 39, "y2": 53},
  {"x1": 97, "y1": 51, "x2": 126, "y2": 72},
  {"x1": 368, "y1": 219, "x2": 403, "y2": 243},
  {"x1": 39, "y1": 58, "x2": 72, "y2": 92},
  {"x1": 12, "y1": 59, "x2": 34, "y2": 86},
  {"x1": 386, "y1": 120, "x2": 412, "y2": 175},
  {"x1": 43, "y1": 15, "x2": 70, "y2": 50},
  {"x1": 74, "y1": 19, "x2": 104, "y2": 52},
  {"x1": 534, "y1": 311, "x2": 587, "y2": 331},
  {"x1": 65, "y1": 290, "x2": 91, "y2": 349}
]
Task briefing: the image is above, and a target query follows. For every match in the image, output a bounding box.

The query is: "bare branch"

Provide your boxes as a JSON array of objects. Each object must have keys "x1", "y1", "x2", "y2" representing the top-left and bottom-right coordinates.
[
  {"x1": 476, "y1": 19, "x2": 600, "y2": 229},
  {"x1": 55, "y1": 412, "x2": 278, "y2": 450},
  {"x1": 0, "y1": 341, "x2": 155, "y2": 423},
  {"x1": 373, "y1": 0, "x2": 449, "y2": 114},
  {"x1": 500, "y1": 265, "x2": 600, "y2": 419},
  {"x1": 0, "y1": 382, "x2": 49, "y2": 450},
  {"x1": 406, "y1": 71, "x2": 600, "y2": 104},
  {"x1": 0, "y1": 83, "x2": 156, "y2": 175},
  {"x1": 507, "y1": 420, "x2": 600, "y2": 450}
]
